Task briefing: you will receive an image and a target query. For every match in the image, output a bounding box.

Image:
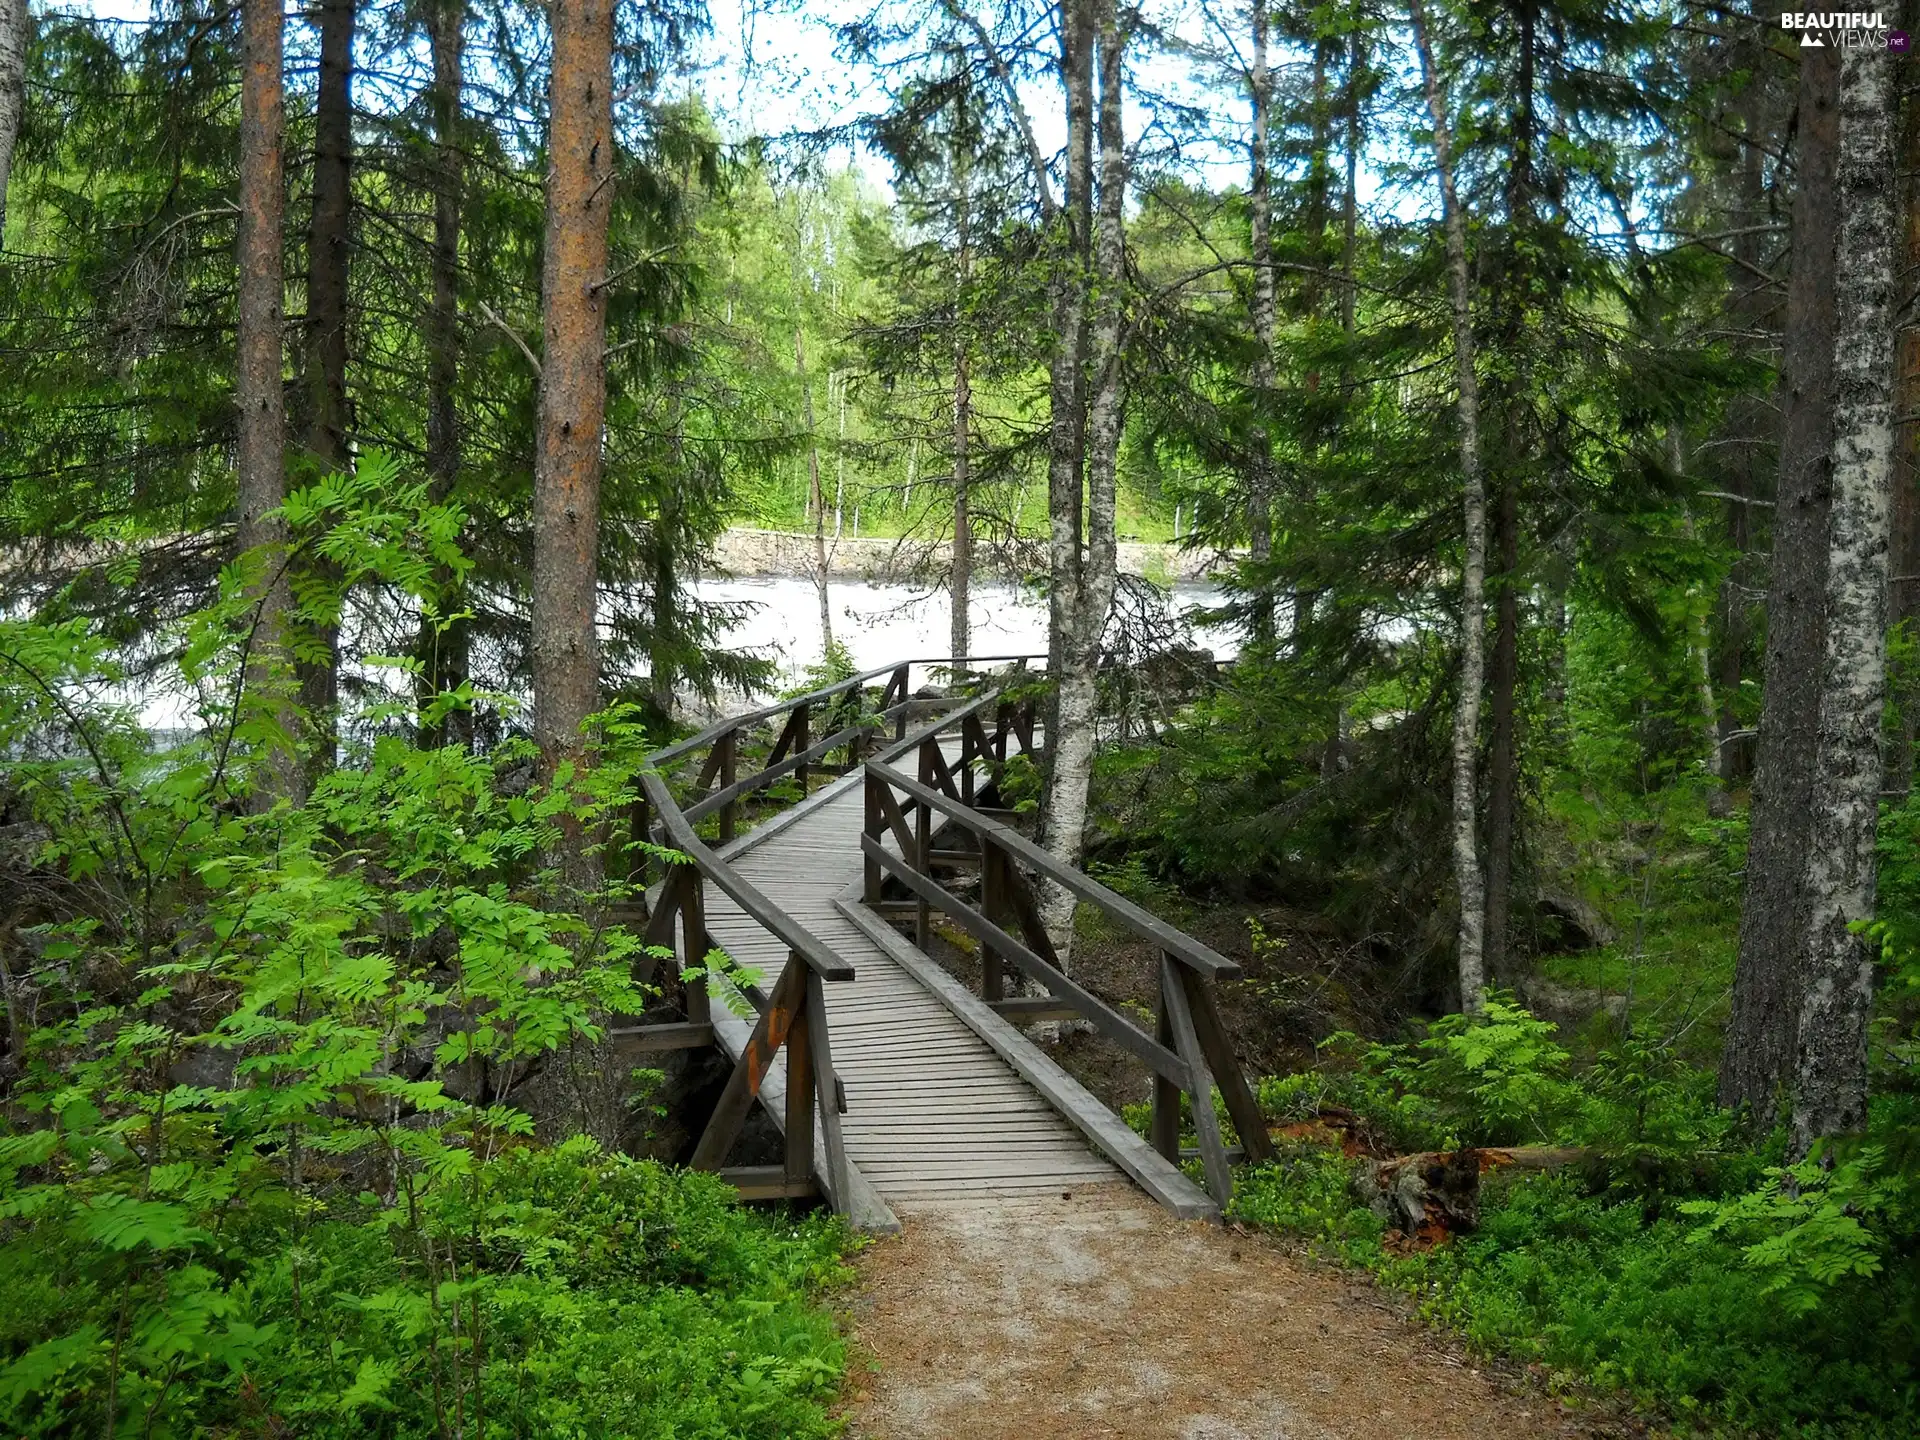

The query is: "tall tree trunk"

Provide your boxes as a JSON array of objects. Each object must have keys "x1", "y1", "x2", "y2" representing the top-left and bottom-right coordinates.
[
  {"x1": 1410, "y1": 0, "x2": 1488, "y2": 1015},
  {"x1": 237, "y1": 0, "x2": 297, "y2": 805},
  {"x1": 1245, "y1": 0, "x2": 1276, "y2": 644},
  {"x1": 0, "y1": 0, "x2": 24, "y2": 240},
  {"x1": 951, "y1": 108, "x2": 972, "y2": 666},
  {"x1": 1723, "y1": 50, "x2": 1842, "y2": 1117},
  {"x1": 1484, "y1": 482, "x2": 1520, "y2": 983},
  {"x1": 418, "y1": 0, "x2": 468, "y2": 749},
  {"x1": 1887, "y1": 47, "x2": 1920, "y2": 799},
  {"x1": 795, "y1": 322, "x2": 833, "y2": 651},
  {"x1": 300, "y1": 0, "x2": 354, "y2": 778},
  {"x1": 1791, "y1": 42, "x2": 1896, "y2": 1155},
  {"x1": 530, "y1": 0, "x2": 615, "y2": 890},
  {"x1": 1042, "y1": 0, "x2": 1094, "y2": 778},
  {"x1": 652, "y1": 388, "x2": 683, "y2": 717},
  {"x1": 1042, "y1": 0, "x2": 1120, "y2": 952},
  {"x1": 1715, "y1": 80, "x2": 1772, "y2": 797}
]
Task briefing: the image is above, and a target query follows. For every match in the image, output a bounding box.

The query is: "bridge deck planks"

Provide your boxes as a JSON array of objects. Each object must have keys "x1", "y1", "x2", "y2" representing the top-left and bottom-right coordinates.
[{"x1": 697, "y1": 771, "x2": 1123, "y2": 1203}]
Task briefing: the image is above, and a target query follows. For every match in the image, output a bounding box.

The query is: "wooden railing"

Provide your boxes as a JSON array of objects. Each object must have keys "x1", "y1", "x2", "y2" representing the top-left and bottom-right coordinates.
[
  {"x1": 611, "y1": 655, "x2": 1043, "y2": 1214},
  {"x1": 630, "y1": 654, "x2": 1043, "y2": 865},
  {"x1": 859, "y1": 699, "x2": 1273, "y2": 1206}
]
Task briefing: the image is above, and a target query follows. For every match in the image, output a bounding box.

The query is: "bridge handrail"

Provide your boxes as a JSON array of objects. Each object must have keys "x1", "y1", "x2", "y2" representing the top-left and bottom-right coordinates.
[
  {"x1": 645, "y1": 653, "x2": 1047, "y2": 770},
  {"x1": 863, "y1": 756, "x2": 1240, "y2": 982},
  {"x1": 638, "y1": 770, "x2": 854, "y2": 981}
]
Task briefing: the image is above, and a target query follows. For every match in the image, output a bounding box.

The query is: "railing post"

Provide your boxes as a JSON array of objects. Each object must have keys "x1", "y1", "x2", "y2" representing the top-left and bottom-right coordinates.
[
  {"x1": 717, "y1": 727, "x2": 738, "y2": 842},
  {"x1": 681, "y1": 871, "x2": 711, "y2": 1025},
  {"x1": 980, "y1": 840, "x2": 1006, "y2": 1003},
  {"x1": 795, "y1": 701, "x2": 811, "y2": 792},
  {"x1": 893, "y1": 664, "x2": 910, "y2": 739},
  {"x1": 915, "y1": 745, "x2": 934, "y2": 950},
  {"x1": 862, "y1": 770, "x2": 883, "y2": 903},
  {"x1": 806, "y1": 969, "x2": 851, "y2": 1215},
  {"x1": 784, "y1": 949, "x2": 816, "y2": 1193},
  {"x1": 628, "y1": 793, "x2": 651, "y2": 886},
  {"x1": 1151, "y1": 967, "x2": 1181, "y2": 1164}
]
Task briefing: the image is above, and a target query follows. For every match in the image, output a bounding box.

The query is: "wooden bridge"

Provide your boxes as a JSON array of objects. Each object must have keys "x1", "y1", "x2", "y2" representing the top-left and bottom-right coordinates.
[{"x1": 612, "y1": 657, "x2": 1272, "y2": 1231}]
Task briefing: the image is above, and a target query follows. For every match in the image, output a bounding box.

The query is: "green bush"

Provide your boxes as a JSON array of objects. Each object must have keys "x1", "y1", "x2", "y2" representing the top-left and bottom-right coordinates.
[{"x1": 0, "y1": 1139, "x2": 852, "y2": 1438}]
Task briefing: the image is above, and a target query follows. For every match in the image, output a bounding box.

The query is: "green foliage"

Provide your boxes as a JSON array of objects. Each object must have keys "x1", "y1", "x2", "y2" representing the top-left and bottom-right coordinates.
[
  {"x1": 1232, "y1": 1002, "x2": 1920, "y2": 1437},
  {"x1": 1681, "y1": 1147, "x2": 1914, "y2": 1316},
  {"x1": 0, "y1": 1140, "x2": 850, "y2": 1438},
  {"x1": 0, "y1": 483, "x2": 850, "y2": 1438}
]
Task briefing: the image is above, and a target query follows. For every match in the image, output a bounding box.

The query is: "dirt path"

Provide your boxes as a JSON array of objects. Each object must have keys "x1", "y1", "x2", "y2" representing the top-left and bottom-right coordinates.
[{"x1": 841, "y1": 1185, "x2": 1593, "y2": 1439}]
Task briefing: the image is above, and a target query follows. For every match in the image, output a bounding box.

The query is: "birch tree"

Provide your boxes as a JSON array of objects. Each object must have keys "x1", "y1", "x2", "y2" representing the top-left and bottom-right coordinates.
[
  {"x1": 1040, "y1": 0, "x2": 1125, "y2": 949},
  {"x1": 0, "y1": 0, "x2": 23, "y2": 239},
  {"x1": 1791, "y1": 41, "x2": 1896, "y2": 1155},
  {"x1": 531, "y1": 0, "x2": 615, "y2": 885},
  {"x1": 1408, "y1": 0, "x2": 1487, "y2": 1013}
]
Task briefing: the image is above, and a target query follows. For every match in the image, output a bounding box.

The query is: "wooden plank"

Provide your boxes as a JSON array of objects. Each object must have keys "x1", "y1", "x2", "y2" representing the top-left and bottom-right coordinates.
[{"x1": 833, "y1": 889, "x2": 1215, "y2": 1220}]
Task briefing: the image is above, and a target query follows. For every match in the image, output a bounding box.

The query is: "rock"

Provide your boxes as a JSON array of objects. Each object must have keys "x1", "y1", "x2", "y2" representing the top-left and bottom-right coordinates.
[{"x1": 1532, "y1": 889, "x2": 1613, "y2": 950}]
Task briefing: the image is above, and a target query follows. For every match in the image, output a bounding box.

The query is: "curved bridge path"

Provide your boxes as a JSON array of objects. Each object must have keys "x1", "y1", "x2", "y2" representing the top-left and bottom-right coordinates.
[{"x1": 626, "y1": 662, "x2": 1601, "y2": 1437}]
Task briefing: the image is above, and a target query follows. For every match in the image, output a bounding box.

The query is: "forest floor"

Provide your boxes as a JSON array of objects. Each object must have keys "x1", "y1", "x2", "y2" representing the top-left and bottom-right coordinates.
[{"x1": 838, "y1": 1184, "x2": 1616, "y2": 1440}]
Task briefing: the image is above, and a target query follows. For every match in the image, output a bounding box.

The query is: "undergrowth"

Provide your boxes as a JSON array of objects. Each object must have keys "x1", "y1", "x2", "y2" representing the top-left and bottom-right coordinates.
[{"x1": 1226, "y1": 998, "x2": 1920, "y2": 1438}]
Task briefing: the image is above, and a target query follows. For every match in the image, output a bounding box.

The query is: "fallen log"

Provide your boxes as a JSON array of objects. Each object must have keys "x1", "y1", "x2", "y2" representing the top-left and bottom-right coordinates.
[{"x1": 1353, "y1": 1146, "x2": 1591, "y2": 1244}]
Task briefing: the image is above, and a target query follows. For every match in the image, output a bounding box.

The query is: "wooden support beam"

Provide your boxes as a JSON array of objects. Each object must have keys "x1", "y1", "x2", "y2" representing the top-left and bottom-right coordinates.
[
  {"x1": 607, "y1": 1021, "x2": 716, "y2": 1053},
  {"x1": 784, "y1": 953, "x2": 816, "y2": 1191},
  {"x1": 719, "y1": 1166, "x2": 820, "y2": 1202},
  {"x1": 689, "y1": 954, "x2": 805, "y2": 1171},
  {"x1": 987, "y1": 997, "x2": 1082, "y2": 1024},
  {"x1": 1160, "y1": 953, "x2": 1233, "y2": 1205},
  {"x1": 1181, "y1": 965, "x2": 1272, "y2": 1165}
]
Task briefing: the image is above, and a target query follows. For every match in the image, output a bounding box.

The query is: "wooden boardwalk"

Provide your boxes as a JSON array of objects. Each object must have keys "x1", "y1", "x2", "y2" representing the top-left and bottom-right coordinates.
[
  {"x1": 632, "y1": 663, "x2": 1256, "y2": 1231},
  {"x1": 703, "y1": 772, "x2": 1124, "y2": 1210}
]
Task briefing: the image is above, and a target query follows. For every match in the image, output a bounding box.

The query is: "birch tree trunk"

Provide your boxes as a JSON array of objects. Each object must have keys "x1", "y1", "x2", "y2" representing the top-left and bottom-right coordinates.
[
  {"x1": 237, "y1": 0, "x2": 298, "y2": 805},
  {"x1": 1409, "y1": 0, "x2": 1488, "y2": 1014},
  {"x1": 1245, "y1": 0, "x2": 1277, "y2": 644},
  {"x1": 531, "y1": 0, "x2": 615, "y2": 889},
  {"x1": 299, "y1": 0, "x2": 354, "y2": 777},
  {"x1": 1791, "y1": 42, "x2": 1896, "y2": 1155},
  {"x1": 795, "y1": 321, "x2": 833, "y2": 650},
  {"x1": 1723, "y1": 50, "x2": 1842, "y2": 1117},
  {"x1": 418, "y1": 0, "x2": 468, "y2": 749},
  {"x1": 0, "y1": 0, "x2": 25, "y2": 241},
  {"x1": 1042, "y1": 0, "x2": 1094, "y2": 777},
  {"x1": 1040, "y1": 0, "x2": 1124, "y2": 952},
  {"x1": 1887, "y1": 55, "x2": 1920, "y2": 798}
]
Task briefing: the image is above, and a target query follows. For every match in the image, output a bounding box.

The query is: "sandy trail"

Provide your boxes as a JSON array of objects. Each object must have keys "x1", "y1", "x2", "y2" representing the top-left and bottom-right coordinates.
[{"x1": 840, "y1": 1184, "x2": 1593, "y2": 1440}]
